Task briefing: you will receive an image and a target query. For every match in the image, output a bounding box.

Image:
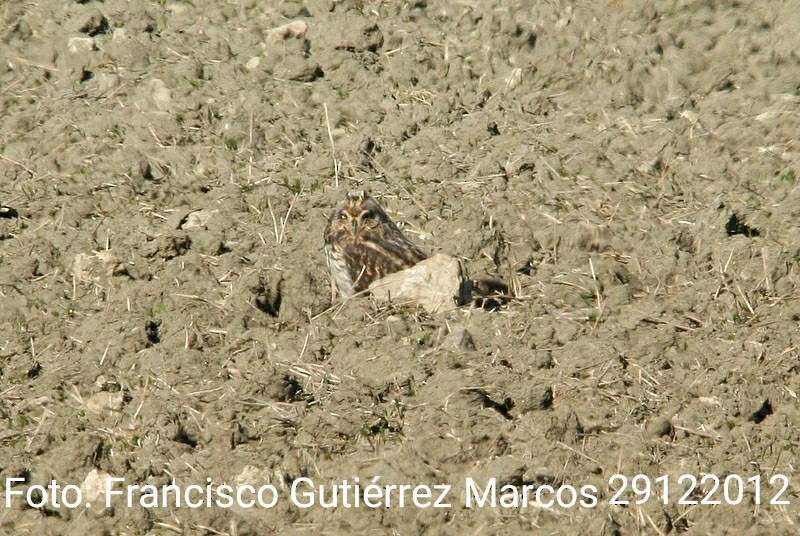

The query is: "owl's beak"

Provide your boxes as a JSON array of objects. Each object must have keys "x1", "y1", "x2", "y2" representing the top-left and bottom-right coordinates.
[{"x1": 351, "y1": 220, "x2": 359, "y2": 235}]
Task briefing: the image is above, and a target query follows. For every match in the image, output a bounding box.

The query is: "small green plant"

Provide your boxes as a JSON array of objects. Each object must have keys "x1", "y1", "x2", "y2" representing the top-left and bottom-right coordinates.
[
  {"x1": 282, "y1": 177, "x2": 302, "y2": 194},
  {"x1": 224, "y1": 137, "x2": 239, "y2": 151},
  {"x1": 404, "y1": 379, "x2": 416, "y2": 397},
  {"x1": 147, "y1": 301, "x2": 166, "y2": 317},
  {"x1": 724, "y1": 419, "x2": 735, "y2": 430},
  {"x1": 780, "y1": 170, "x2": 796, "y2": 184},
  {"x1": 131, "y1": 179, "x2": 146, "y2": 195},
  {"x1": 558, "y1": 165, "x2": 575, "y2": 178},
  {"x1": 401, "y1": 174, "x2": 428, "y2": 185},
  {"x1": 55, "y1": 306, "x2": 74, "y2": 318}
]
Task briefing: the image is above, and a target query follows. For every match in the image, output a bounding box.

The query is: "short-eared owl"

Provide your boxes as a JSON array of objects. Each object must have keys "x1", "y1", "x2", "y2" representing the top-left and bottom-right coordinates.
[{"x1": 324, "y1": 191, "x2": 427, "y2": 298}]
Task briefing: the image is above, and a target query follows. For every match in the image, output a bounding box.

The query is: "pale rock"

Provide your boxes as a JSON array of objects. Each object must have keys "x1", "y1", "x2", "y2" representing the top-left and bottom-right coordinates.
[
  {"x1": 245, "y1": 56, "x2": 260, "y2": 71},
  {"x1": 72, "y1": 251, "x2": 119, "y2": 281},
  {"x1": 166, "y1": 208, "x2": 192, "y2": 230},
  {"x1": 266, "y1": 20, "x2": 308, "y2": 43},
  {"x1": 698, "y1": 396, "x2": 721, "y2": 406},
  {"x1": 86, "y1": 391, "x2": 126, "y2": 416},
  {"x1": 81, "y1": 469, "x2": 116, "y2": 510},
  {"x1": 72, "y1": 253, "x2": 94, "y2": 281},
  {"x1": 520, "y1": 385, "x2": 553, "y2": 412},
  {"x1": 68, "y1": 36, "x2": 96, "y2": 54},
  {"x1": 94, "y1": 72, "x2": 119, "y2": 93},
  {"x1": 181, "y1": 209, "x2": 217, "y2": 230},
  {"x1": 369, "y1": 253, "x2": 472, "y2": 314},
  {"x1": 233, "y1": 465, "x2": 283, "y2": 490},
  {"x1": 149, "y1": 78, "x2": 171, "y2": 111}
]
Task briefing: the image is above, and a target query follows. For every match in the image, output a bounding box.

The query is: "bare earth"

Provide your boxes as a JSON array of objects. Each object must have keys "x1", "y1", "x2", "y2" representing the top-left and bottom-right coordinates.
[{"x1": 2, "y1": 0, "x2": 799, "y2": 534}]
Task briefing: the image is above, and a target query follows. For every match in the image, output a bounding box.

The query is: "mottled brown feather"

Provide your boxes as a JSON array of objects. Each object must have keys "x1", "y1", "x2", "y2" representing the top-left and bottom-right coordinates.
[{"x1": 324, "y1": 191, "x2": 427, "y2": 297}]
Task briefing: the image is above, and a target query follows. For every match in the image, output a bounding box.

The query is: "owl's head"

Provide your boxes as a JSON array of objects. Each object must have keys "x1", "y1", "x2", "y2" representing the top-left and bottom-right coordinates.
[{"x1": 329, "y1": 190, "x2": 387, "y2": 236}]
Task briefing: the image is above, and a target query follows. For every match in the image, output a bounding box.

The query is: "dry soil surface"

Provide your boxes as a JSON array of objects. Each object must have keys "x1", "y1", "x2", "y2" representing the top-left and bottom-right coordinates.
[{"x1": 2, "y1": 0, "x2": 800, "y2": 534}]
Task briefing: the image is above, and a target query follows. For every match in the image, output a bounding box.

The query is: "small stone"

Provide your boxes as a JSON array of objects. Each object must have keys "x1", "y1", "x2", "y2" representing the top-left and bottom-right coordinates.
[
  {"x1": 369, "y1": 254, "x2": 472, "y2": 314},
  {"x1": 276, "y1": 56, "x2": 323, "y2": 82},
  {"x1": 149, "y1": 78, "x2": 171, "y2": 111},
  {"x1": 234, "y1": 465, "x2": 278, "y2": 488},
  {"x1": 181, "y1": 210, "x2": 217, "y2": 230},
  {"x1": 95, "y1": 251, "x2": 119, "y2": 276},
  {"x1": 335, "y1": 21, "x2": 383, "y2": 52},
  {"x1": 520, "y1": 385, "x2": 553, "y2": 413},
  {"x1": 68, "y1": 36, "x2": 96, "y2": 54},
  {"x1": 93, "y1": 72, "x2": 119, "y2": 92},
  {"x1": 81, "y1": 469, "x2": 116, "y2": 510},
  {"x1": 86, "y1": 391, "x2": 126, "y2": 416},
  {"x1": 78, "y1": 13, "x2": 109, "y2": 36},
  {"x1": 245, "y1": 56, "x2": 260, "y2": 71},
  {"x1": 266, "y1": 20, "x2": 308, "y2": 43},
  {"x1": 72, "y1": 251, "x2": 122, "y2": 281},
  {"x1": 72, "y1": 253, "x2": 95, "y2": 281},
  {"x1": 166, "y1": 208, "x2": 192, "y2": 230}
]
